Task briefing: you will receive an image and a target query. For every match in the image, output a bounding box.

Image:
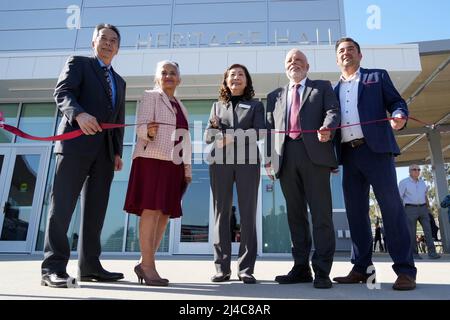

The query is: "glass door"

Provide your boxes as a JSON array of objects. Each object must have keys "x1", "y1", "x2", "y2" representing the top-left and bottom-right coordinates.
[{"x1": 0, "y1": 146, "x2": 50, "y2": 252}]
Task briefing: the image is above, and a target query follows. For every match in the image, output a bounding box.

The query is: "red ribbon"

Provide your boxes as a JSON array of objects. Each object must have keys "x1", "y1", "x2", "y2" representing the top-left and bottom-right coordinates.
[{"x1": 0, "y1": 114, "x2": 432, "y2": 142}]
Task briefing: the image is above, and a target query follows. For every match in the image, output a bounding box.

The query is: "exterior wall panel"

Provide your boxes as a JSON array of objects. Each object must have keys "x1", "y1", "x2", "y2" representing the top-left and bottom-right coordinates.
[
  {"x1": 81, "y1": 6, "x2": 172, "y2": 27},
  {"x1": 0, "y1": 0, "x2": 345, "y2": 52},
  {"x1": 0, "y1": 0, "x2": 81, "y2": 11},
  {"x1": 0, "y1": 30, "x2": 76, "y2": 51}
]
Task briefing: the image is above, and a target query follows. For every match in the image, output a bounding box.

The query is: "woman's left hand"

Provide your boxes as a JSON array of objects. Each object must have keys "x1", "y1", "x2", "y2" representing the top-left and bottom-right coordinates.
[{"x1": 185, "y1": 176, "x2": 192, "y2": 184}]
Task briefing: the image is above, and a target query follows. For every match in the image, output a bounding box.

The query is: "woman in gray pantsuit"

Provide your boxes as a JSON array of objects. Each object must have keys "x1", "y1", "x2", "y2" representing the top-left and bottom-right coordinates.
[{"x1": 205, "y1": 64, "x2": 265, "y2": 284}]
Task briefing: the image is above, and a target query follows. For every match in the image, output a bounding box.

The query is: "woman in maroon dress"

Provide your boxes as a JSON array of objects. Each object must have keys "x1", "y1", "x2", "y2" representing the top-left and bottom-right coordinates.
[{"x1": 124, "y1": 60, "x2": 192, "y2": 286}]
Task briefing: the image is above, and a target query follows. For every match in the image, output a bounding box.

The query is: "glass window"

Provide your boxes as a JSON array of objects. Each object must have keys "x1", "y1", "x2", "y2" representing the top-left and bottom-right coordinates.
[
  {"x1": 180, "y1": 162, "x2": 210, "y2": 242},
  {"x1": 35, "y1": 152, "x2": 55, "y2": 251},
  {"x1": 124, "y1": 101, "x2": 137, "y2": 144},
  {"x1": 331, "y1": 168, "x2": 345, "y2": 209},
  {"x1": 101, "y1": 146, "x2": 133, "y2": 252},
  {"x1": 261, "y1": 176, "x2": 291, "y2": 253},
  {"x1": 35, "y1": 152, "x2": 81, "y2": 251},
  {"x1": 261, "y1": 168, "x2": 345, "y2": 253},
  {"x1": 182, "y1": 100, "x2": 215, "y2": 143},
  {"x1": 125, "y1": 214, "x2": 170, "y2": 253},
  {"x1": 17, "y1": 103, "x2": 56, "y2": 144},
  {"x1": 101, "y1": 181, "x2": 127, "y2": 252},
  {"x1": 0, "y1": 103, "x2": 19, "y2": 143}
]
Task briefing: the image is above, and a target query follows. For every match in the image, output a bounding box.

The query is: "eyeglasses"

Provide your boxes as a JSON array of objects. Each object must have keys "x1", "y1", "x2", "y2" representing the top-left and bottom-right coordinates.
[{"x1": 410, "y1": 168, "x2": 421, "y2": 171}]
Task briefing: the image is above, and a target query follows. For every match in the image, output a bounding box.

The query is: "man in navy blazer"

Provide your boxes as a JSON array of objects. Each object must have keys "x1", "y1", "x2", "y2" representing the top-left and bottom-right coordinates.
[
  {"x1": 41, "y1": 24, "x2": 126, "y2": 288},
  {"x1": 332, "y1": 37, "x2": 416, "y2": 290}
]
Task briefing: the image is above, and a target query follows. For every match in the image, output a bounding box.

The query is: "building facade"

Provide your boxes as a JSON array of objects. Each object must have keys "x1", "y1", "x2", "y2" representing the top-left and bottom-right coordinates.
[{"x1": 0, "y1": 0, "x2": 421, "y2": 255}]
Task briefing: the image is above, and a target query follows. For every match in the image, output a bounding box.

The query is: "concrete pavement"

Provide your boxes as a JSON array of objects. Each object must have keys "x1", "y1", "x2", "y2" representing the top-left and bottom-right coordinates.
[{"x1": 0, "y1": 253, "x2": 449, "y2": 300}]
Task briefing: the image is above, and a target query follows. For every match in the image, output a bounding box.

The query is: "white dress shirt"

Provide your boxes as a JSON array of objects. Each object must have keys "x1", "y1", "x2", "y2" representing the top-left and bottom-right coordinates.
[
  {"x1": 398, "y1": 177, "x2": 428, "y2": 205},
  {"x1": 339, "y1": 68, "x2": 364, "y2": 143}
]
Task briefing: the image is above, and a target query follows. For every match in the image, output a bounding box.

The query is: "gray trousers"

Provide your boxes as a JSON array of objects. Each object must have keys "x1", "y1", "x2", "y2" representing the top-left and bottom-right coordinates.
[
  {"x1": 405, "y1": 205, "x2": 437, "y2": 254},
  {"x1": 209, "y1": 163, "x2": 260, "y2": 275},
  {"x1": 279, "y1": 139, "x2": 335, "y2": 277}
]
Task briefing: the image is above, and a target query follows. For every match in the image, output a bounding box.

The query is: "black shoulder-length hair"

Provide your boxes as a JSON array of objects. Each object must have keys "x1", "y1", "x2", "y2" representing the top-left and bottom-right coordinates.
[{"x1": 219, "y1": 64, "x2": 255, "y2": 103}]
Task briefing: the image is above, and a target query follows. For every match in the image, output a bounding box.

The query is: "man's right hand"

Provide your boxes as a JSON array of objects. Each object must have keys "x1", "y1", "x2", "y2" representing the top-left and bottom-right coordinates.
[{"x1": 75, "y1": 112, "x2": 102, "y2": 135}]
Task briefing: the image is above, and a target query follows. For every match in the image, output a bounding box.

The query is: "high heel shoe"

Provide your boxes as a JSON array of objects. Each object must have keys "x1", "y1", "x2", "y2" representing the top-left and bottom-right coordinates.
[
  {"x1": 134, "y1": 263, "x2": 169, "y2": 283},
  {"x1": 134, "y1": 264, "x2": 169, "y2": 286}
]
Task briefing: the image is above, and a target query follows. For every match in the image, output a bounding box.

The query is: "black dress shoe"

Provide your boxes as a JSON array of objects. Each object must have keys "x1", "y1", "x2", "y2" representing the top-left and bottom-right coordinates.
[
  {"x1": 275, "y1": 266, "x2": 313, "y2": 284},
  {"x1": 238, "y1": 273, "x2": 257, "y2": 284},
  {"x1": 41, "y1": 272, "x2": 75, "y2": 288},
  {"x1": 211, "y1": 272, "x2": 231, "y2": 282},
  {"x1": 313, "y1": 276, "x2": 332, "y2": 289},
  {"x1": 79, "y1": 269, "x2": 124, "y2": 282}
]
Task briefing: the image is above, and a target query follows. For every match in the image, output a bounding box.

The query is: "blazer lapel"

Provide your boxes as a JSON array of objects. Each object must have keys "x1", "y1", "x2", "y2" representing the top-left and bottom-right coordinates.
[
  {"x1": 358, "y1": 68, "x2": 367, "y2": 100},
  {"x1": 158, "y1": 88, "x2": 176, "y2": 115},
  {"x1": 218, "y1": 101, "x2": 234, "y2": 128},
  {"x1": 334, "y1": 82, "x2": 341, "y2": 96},
  {"x1": 301, "y1": 79, "x2": 313, "y2": 109},
  {"x1": 274, "y1": 86, "x2": 288, "y2": 130},
  {"x1": 90, "y1": 57, "x2": 114, "y2": 104},
  {"x1": 111, "y1": 68, "x2": 123, "y2": 114}
]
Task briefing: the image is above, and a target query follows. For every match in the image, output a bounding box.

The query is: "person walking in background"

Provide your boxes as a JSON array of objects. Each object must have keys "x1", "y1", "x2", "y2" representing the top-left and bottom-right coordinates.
[
  {"x1": 398, "y1": 164, "x2": 441, "y2": 259},
  {"x1": 41, "y1": 24, "x2": 126, "y2": 288},
  {"x1": 205, "y1": 64, "x2": 265, "y2": 284},
  {"x1": 332, "y1": 37, "x2": 417, "y2": 291},
  {"x1": 124, "y1": 60, "x2": 192, "y2": 286},
  {"x1": 373, "y1": 222, "x2": 384, "y2": 252},
  {"x1": 265, "y1": 48, "x2": 340, "y2": 289}
]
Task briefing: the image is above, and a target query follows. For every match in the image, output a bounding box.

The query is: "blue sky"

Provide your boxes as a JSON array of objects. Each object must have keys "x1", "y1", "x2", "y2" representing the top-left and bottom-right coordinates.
[
  {"x1": 343, "y1": 0, "x2": 450, "y2": 45},
  {"x1": 343, "y1": 0, "x2": 450, "y2": 181}
]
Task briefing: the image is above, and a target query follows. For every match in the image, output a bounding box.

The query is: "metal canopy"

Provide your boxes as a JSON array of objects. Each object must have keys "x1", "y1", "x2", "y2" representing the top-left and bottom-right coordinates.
[{"x1": 395, "y1": 40, "x2": 450, "y2": 167}]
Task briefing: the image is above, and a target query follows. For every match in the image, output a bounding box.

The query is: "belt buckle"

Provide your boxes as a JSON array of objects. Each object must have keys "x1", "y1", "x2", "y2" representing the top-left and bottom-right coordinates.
[{"x1": 350, "y1": 138, "x2": 363, "y2": 148}]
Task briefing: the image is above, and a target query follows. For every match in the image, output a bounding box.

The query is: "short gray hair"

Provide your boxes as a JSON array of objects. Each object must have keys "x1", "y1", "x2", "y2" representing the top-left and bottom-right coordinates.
[
  {"x1": 92, "y1": 23, "x2": 121, "y2": 47},
  {"x1": 154, "y1": 60, "x2": 180, "y2": 88}
]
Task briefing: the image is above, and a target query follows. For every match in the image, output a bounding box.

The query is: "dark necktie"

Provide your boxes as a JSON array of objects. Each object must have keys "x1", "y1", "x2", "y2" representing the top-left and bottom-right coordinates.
[
  {"x1": 288, "y1": 83, "x2": 302, "y2": 139},
  {"x1": 102, "y1": 66, "x2": 114, "y2": 108}
]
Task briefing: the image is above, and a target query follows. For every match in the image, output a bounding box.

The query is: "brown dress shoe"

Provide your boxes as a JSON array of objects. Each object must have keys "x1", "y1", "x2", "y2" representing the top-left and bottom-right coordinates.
[
  {"x1": 392, "y1": 274, "x2": 416, "y2": 291},
  {"x1": 333, "y1": 270, "x2": 375, "y2": 284}
]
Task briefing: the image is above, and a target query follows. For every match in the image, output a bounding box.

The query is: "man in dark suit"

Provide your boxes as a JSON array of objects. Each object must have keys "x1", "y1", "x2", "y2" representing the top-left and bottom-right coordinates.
[
  {"x1": 332, "y1": 37, "x2": 416, "y2": 290},
  {"x1": 41, "y1": 24, "x2": 126, "y2": 288},
  {"x1": 265, "y1": 48, "x2": 340, "y2": 289}
]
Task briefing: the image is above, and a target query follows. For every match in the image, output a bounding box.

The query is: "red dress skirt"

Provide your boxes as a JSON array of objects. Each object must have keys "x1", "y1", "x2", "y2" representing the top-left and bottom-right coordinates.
[
  {"x1": 123, "y1": 157, "x2": 186, "y2": 218},
  {"x1": 124, "y1": 100, "x2": 188, "y2": 218}
]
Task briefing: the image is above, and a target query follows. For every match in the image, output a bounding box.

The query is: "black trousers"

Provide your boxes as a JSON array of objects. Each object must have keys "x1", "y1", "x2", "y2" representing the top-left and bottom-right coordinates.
[
  {"x1": 279, "y1": 139, "x2": 335, "y2": 277},
  {"x1": 41, "y1": 143, "x2": 114, "y2": 275}
]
